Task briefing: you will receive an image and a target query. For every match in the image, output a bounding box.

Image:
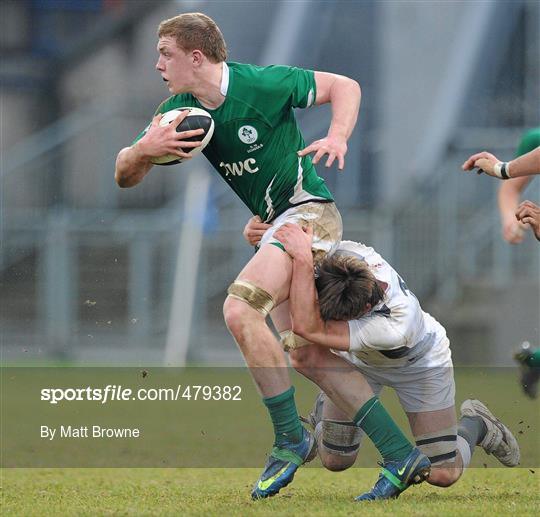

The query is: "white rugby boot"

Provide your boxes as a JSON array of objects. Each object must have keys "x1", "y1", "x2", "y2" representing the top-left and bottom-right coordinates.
[{"x1": 460, "y1": 399, "x2": 520, "y2": 467}]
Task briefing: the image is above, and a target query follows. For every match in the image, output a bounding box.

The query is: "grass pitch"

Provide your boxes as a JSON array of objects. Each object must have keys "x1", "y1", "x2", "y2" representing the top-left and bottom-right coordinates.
[
  {"x1": 2, "y1": 367, "x2": 539, "y2": 514},
  {"x1": 2, "y1": 467, "x2": 539, "y2": 516}
]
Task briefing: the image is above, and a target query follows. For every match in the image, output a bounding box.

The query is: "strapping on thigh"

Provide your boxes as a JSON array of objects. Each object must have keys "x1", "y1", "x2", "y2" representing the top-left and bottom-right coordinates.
[{"x1": 227, "y1": 280, "x2": 275, "y2": 317}]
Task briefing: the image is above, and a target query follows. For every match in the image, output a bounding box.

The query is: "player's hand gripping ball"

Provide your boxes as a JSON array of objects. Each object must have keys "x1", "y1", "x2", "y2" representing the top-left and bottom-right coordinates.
[{"x1": 151, "y1": 107, "x2": 214, "y2": 165}]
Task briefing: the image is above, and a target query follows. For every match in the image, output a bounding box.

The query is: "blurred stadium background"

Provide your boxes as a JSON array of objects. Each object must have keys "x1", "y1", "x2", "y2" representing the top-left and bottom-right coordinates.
[{"x1": 1, "y1": 0, "x2": 539, "y2": 366}]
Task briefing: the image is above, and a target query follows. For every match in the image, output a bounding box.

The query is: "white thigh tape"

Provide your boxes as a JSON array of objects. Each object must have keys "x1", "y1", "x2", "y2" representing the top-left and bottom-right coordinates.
[
  {"x1": 415, "y1": 425, "x2": 457, "y2": 465},
  {"x1": 319, "y1": 419, "x2": 363, "y2": 457}
]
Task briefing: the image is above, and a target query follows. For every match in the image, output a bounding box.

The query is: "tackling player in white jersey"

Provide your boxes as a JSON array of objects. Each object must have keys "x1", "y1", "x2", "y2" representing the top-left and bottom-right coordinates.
[{"x1": 245, "y1": 218, "x2": 520, "y2": 499}]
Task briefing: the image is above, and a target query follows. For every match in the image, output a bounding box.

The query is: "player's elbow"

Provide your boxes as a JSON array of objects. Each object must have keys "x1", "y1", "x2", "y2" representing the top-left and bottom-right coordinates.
[
  {"x1": 291, "y1": 320, "x2": 304, "y2": 336},
  {"x1": 115, "y1": 162, "x2": 143, "y2": 189},
  {"x1": 330, "y1": 75, "x2": 360, "y2": 100},
  {"x1": 115, "y1": 170, "x2": 130, "y2": 188},
  {"x1": 338, "y1": 76, "x2": 361, "y2": 102},
  {"x1": 291, "y1": 321, "x2": 312, "y2": 342},
  {"x1": 115, "y1": 148, "x2": 145, "y2": 188},
  {"x1": 115, "y1": 171, "x2": 137, "y2": 189},
  {"x1": 291, "y1": 308, "x2": 321, "y2": 338},
  {"x1": 349, "y1": 78, "x2": 361, "y2": 97},
  {"x1": 115, "y1": 154, "x2": 131, "y2": 188}
]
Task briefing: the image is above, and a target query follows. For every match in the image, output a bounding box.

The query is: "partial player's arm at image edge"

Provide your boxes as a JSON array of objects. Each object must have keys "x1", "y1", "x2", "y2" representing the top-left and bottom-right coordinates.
[
  {"x1": 515, "y1": 200, "x2": 540, "y2": 241},
  {"x1": 497, "y1": 128, "x2": 540, "y2": 241},
  {"x1": 498, "y1": 176, "x2": 531, "y2": 223}
]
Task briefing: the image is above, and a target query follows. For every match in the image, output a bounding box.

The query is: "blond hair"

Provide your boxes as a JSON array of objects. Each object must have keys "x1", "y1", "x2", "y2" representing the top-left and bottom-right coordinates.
[
  {"x1": 158, "y1": 12, "x2": 227, "y2": 63},
  {"x1": 315, "y1": 255, "x2": 385, "y2": 321}
]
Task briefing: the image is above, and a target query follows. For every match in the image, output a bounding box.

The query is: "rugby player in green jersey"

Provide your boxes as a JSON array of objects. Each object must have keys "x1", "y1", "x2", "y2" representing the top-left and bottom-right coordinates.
[{"x1": 115, "y1": 12, "x2": 430, "y2": 500}]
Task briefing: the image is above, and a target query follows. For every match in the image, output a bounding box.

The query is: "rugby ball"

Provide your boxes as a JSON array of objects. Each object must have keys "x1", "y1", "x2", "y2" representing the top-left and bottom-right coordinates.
[{"x1": 151, "y1": 107, "x2": 214, "y2": 165}]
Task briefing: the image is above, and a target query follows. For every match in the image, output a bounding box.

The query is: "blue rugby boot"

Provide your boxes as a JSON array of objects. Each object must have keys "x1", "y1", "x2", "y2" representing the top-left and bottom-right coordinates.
[
  {"x1": 251, "y1": 427, "x2": 317, "y2": 499},
  {"x1": 355, "y1": 447, "x2": 431, "y2": 501}
]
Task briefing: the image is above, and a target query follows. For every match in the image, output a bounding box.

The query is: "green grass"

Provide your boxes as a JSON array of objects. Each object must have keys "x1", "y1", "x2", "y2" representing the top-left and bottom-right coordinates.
[
  {"x1": 3, "y1": 367, "x2": 538, "y2": 468},
  {"x1": 2, "y1": 367, "x2": 539, "y2": 514},
  {"x1": 2, "y1": 467, "x2": 539, "y2": 516}
]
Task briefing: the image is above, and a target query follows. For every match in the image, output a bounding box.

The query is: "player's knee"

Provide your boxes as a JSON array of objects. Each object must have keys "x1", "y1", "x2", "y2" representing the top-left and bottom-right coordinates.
[
  {"x1": 316, "y1": 419, "x2": 362, "y2": 471},
  {"x1": 223, "y1": 280, "x2": 275, "y2": 337},
  {"x1": 320, "y1": 453, "x2": 355, "y2": 472},
  {"x1": 222, "y1": 296, "x2": 249, "y2": 337},
  {"x1": 428, "y1": 466, "x2": 461, "y2": 487},
  {"x1": 416, "y1": 426, "x2": 459, "y2": 487}
]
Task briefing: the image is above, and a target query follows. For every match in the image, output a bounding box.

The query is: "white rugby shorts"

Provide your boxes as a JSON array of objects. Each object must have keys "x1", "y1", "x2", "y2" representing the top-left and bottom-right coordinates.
[{"x1": 340, "y1": 336, "x2": 455, "y2": 413}]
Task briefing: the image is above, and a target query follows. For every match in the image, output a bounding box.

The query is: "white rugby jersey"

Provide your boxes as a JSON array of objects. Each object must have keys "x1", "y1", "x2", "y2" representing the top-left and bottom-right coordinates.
[{"x1": 334, "y1": 241, "x2": 448, "y2": 367}]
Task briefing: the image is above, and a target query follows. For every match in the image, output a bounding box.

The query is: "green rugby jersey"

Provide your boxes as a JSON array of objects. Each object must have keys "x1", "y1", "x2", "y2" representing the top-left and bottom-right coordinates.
[{"x1": 134, "y1": 62, "x2": 334, "y2": 221}]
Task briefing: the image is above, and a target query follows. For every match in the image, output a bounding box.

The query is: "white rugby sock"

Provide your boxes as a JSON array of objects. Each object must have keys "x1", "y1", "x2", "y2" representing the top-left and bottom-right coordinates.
[{"x1": 456, "y1": 435, "x2": 472, "y2": 469}]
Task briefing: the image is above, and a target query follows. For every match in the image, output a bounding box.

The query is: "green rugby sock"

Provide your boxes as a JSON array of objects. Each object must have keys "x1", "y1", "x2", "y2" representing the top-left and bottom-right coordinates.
[
  {"x1": 263, "y1": 386, "x2": 304, "y2": 446},
  {"x1": 526, "y1": 349, "x2": 540, "y2": 368},
  {"x1": 353, "y1": 396, "x2": 413, "y2": 463}
]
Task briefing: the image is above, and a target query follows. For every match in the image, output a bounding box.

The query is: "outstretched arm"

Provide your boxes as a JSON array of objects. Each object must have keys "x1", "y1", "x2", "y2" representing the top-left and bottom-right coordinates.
[
  {"x1": 298, "y1": 72, "x2": 361, "y2": 171},
  {"x1": 462, "y1": 147, "x2": 540, "y2": 180},
  {"x1": 273, "y1": 223, "x2": 350, "y2": 350}
]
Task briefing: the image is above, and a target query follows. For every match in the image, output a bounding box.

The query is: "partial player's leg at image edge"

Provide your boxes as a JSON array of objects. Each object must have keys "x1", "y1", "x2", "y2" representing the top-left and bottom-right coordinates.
[{"x1": 514, "y1": 342, "x2": 540, "y2": 399}]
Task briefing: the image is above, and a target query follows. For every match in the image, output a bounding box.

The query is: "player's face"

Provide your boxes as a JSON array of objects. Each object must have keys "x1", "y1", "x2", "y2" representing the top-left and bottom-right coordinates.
[{"x1": 156, "y1": 36, "x2": 194, "y2": 94}]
